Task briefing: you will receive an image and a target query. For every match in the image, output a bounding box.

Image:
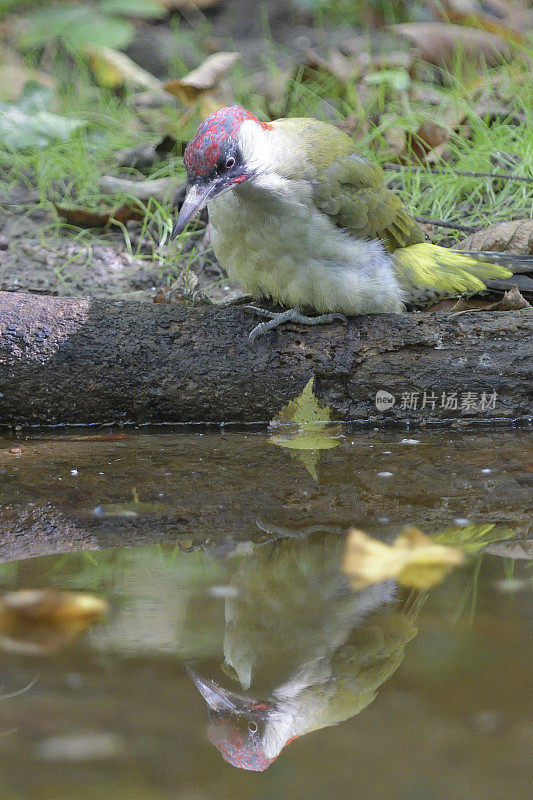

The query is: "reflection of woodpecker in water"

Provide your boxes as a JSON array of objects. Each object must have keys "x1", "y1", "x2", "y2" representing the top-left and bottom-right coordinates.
[{"x1": 189, "y1": 533, "x2": 418, "y2": 771}]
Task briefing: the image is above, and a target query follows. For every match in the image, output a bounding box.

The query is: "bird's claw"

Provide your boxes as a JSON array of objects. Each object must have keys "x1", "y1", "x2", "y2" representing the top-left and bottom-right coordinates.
[{"x1": 244, "y1": 306, "x2": 346, "y2": 341}]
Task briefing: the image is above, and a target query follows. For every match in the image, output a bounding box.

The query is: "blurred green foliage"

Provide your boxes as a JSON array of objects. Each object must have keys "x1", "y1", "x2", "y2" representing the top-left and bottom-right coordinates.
[
  {"x1": 0, "y1": 83, "x2": 85, "y2": 150},
  {"x1": 6, "y1": 0, "x2": 165, "y2": 52},
  {"x1": 292, "y1": 0, "x2": 414, "y2": 25}
]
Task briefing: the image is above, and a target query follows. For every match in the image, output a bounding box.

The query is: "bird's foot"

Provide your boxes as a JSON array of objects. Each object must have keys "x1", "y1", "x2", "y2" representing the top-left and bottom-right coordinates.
[{"x1": 244, "y1": 306, "x2": 346, "y2": 341}]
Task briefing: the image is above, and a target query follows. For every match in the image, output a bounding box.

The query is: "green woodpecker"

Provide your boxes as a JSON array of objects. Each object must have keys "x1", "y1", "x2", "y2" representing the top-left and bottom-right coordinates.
[
  {"x1": 172, "y1": 106, "x2": 529, "y2": 338},
  {"x1": 188, "y1": 534, "x2": 417, "y2": 771}
]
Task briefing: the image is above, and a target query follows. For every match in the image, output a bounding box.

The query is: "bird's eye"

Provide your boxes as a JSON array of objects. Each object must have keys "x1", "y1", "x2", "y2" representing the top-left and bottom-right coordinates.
[
  {"x1": 248, "y1": 721, "x2": 258, "y2": 733},
  {"x1": 225, "y1": 156, "x2": 236, "y2": 169}
]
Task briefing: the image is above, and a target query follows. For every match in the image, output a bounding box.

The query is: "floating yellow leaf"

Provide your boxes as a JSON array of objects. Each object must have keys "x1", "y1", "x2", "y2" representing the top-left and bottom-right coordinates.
[
  {"x1": 0, "y1": 589, "x2": 108, "y2": 655},
  {"x1": 344, "y1": 527, "x2": 464, "y2": 591},
  {"x1": 269, "y1": 378, "x2": 342, "y2": 478},
  {"x1": 271, "y1": 377, "x2": 332, "y2": 428}
]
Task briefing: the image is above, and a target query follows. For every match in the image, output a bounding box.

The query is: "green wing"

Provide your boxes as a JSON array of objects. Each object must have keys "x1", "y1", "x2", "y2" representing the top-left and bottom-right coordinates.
[
  {"x1": 312, "y1": 154, "x2": 425, "y2": 250},
  {"x1": 272, "y1": 117, "x2": 425, "y2": 251}
]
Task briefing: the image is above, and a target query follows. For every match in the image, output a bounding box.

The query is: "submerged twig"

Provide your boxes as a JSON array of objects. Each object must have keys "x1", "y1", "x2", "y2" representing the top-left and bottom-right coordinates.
[{"x1": 0, "y1": 675, "x2": 40, "y2": 701}]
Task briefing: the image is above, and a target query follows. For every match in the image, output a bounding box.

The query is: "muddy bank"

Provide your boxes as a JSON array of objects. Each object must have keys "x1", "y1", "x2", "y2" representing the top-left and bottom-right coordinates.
[{"x1": 0, "y1": 429, "x2": 529, "y2": 562}]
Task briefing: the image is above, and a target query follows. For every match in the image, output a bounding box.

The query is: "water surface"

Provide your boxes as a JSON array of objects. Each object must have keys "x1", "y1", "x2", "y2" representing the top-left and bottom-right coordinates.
[{"x1": 0, "y1": 428, "x2": 530, "y2": 799}]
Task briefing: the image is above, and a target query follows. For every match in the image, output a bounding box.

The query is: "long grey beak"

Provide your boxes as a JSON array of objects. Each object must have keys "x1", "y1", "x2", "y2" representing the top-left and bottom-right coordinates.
[
  {"x1": 187, "y1": 668, "x2": 253, "y2": 714},
  {"x1": 171, "y1": 182, "x2": 216, "y2": 239}
]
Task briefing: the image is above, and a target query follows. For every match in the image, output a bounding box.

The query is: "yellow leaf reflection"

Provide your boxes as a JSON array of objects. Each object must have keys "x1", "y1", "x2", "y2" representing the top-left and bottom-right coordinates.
[
  {"x1": 0, "y1": 589, "x2": 108, "y2": 655},
  {"x1": 344, "y1": 527, "x2": 464, "y2": 590}
]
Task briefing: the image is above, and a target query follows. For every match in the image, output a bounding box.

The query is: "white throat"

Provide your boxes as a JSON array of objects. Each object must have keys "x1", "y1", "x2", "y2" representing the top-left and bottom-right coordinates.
[{"x1": 238, "y1": 120, "x2": 276, "y2": 179}]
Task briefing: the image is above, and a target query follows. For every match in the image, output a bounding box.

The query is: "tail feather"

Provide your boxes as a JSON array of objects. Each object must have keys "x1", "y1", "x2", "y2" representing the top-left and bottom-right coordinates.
[
  {"x1": 455, "y1": 250, "x2": 533, "y2": 272},
  {"x1": 393, "y1": 243, "x2": 523, "y2": 306},
  {"x1": 457, "y1": 250, "x2": 533, "y2": 294}
]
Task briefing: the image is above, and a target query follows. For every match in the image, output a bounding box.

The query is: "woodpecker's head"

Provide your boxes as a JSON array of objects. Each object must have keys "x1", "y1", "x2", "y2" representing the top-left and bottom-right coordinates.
[
  {"x1": 188, "y1": 668, "x2": 296, "y2": 772},
  {"x1": 171, "y1": 106, "x2": 273, "y2": 238}
]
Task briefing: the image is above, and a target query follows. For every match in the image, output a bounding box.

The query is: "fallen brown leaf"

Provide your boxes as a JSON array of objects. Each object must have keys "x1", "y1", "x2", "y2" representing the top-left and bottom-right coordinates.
[
  {"x1": 295, "y1": 48, "x2": 359, "y2": 84},
  {"x1": 98, "y1": 175, "x2": 184, "y2": 204},
  {"x1": 405, "y1": 105, "x2": 467, "y2": 164},
  {"x1": 154, "y1": 268, "x2": 199, "y2": 304},
  {"x1": 459, "y1": 219, "x2": 533, "y2": 254},
  {"x1": 164, "y1": 51, "x2": 240, "y2": 98},
  {"x1": 340, "y1": 39, "x2": 413, "y2": 74},
  {"x1": 375, "y1": 116, "x2": 407, "y2": 157},
  {"x1": 115, "y1": 135, "x2": 177, "y2": 170},
  {"x1": 0, "y1": 48, "x2": 55, "y2": 102},
  {"x1": 410, "y1": 83, "x2": 448, "y2": 105},
  {"x1": 85, "y1": 44, "x2": 163, "y2": 92},
  {"x1": 254, "y1": 67, "x2": 292, "y2": 110},
  {"x1": 132, "y1": 89, "x2": 179, "y2": 109},
  {"x1": 489, "y1": 285, "x2": 531, "y2": 310},
  {"x1": 408, "y1": 124, "x2": 449, "y2": 163},
  {"x1": 344, "y1": 527, "x2": 464, "y2": 590},
  {"x1": 393, "y1": 22, "x2": 513, "y2": 69},
  {"x1": 429, "y1": 0, "x2": 532, "y2": 45},
  {"x1": 164, "y1": 51, "x2": 240, "y2": 115},
  {"x1": 427, "y1": 296, "x2": 485, "y2": 312},
  {"x1": 55, "y1": 204, "x2": 145, "y2": 228},
  {"x1": 334, "y1": 114, "x2": 368, "y2": 139},
  {"x1": 450, "y1": 284, "x2": 531, "y2": 312}
]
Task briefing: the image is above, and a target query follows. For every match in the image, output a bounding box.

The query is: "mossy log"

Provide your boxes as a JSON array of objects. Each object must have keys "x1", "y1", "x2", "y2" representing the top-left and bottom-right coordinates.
[{"x1": 0, "y1": 291, "x2": 531, "y2": 427}]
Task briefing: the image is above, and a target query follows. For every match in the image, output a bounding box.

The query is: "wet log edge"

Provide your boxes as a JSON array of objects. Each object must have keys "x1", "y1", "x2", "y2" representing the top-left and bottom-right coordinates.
[{"x1": 0, "y1": 291, "x2": 531, "y2": 427}]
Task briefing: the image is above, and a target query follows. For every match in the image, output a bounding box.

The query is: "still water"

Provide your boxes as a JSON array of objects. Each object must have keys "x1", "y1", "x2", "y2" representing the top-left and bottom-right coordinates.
[{"x1": 0, "y1": 428, "x2": 531, "y2": 799}]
